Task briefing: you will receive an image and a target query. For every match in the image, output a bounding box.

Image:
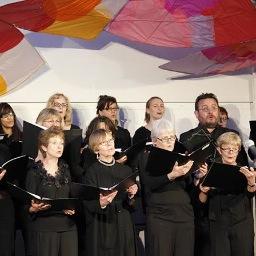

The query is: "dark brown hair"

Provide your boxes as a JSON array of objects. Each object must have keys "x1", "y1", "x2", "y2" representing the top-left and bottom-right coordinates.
[
  {"x1": 195, "y1": 93, "x2": 219, "y2": 111},
  {"x1": 0, "y1": 102, "x2": 22, "y2": 141},
  {"x1": 96, "y1": 95, "x2": 118, "y2": 114}
]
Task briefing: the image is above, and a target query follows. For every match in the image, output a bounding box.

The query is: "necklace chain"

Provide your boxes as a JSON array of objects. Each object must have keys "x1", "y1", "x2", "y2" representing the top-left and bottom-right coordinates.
[{"x1": 98, "y1": 158, "x2": 115, "y2": 166}]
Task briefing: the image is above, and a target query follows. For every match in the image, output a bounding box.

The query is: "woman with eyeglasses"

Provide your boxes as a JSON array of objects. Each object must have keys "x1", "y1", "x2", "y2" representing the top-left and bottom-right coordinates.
[
  {"x1": 25, "y1": 127, "x2": 78, "y2": 256},
  {"x1": 47, "y1": 93, "x2": 80, "y2": 130},
  {"x1": 139, "y1": 119, "x2": 194, "y2": 256},
  {"x1": 96, "y1": 95, "x2": 131, "y2": 164},
  {"x1": 82, "y1": 129, "x2": 138, "y2": 256},
  {"x1": 133, "y1": 96, "x2": 165, "y2": 145},
  {"x1": 36, "y1": 108, "x2": 62, "y2": 129},
  {"x1": 0, "y1": 102, "x2": 22, "y2": 256},
  {"x1": 198, "y1": 132, "x2": 255, "y2": 256}
]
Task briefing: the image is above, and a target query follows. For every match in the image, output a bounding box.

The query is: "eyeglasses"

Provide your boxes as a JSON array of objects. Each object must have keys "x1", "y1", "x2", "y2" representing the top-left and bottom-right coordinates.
[
  {"x1": 198, "y1": 106, "x2": 219, "y2": 113},
  {"x1": 53, "y1": 102, "x2": 68, "y2": 108},
  {"x1": 43, "y1": 119, "x2": 61, "y2": 125},
  {"x1": 100, "y1": 138, "x2": 115, "y2": 146},
  {"x1": 220, "y1": 147, "x2": 239, "y2": 153},
  {"x1": 157, "y1": 136, "x2": 176, "y2": 143},
  {"x1": 1, "y1": 112, "x2": 14, "y2": 119},
  {"x1": 104, "y1": 107, "x2": 119, "y2": 112}
]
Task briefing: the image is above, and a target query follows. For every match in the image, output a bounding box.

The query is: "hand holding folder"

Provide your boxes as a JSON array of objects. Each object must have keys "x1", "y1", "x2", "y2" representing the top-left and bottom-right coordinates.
[
  {"x1": 201, "y1": 161, "x2": 247, "y2": 192},
  {"x1": 70, "y1": 171, "x2": 139, "y2": 199},
  {"x1": 7, "y1": 182, "x2": 79, "y2": 211}
]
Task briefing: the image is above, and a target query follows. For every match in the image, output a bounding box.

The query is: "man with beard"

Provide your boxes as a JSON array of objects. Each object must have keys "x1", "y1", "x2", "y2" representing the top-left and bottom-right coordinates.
[{"x1": 179, "y1": 93, "x2": 248, "y2": 256}]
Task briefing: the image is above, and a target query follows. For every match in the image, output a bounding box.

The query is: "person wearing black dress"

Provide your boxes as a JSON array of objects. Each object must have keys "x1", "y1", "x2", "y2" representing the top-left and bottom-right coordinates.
[
  {"x1": 198, "y1": 132, "x2": 255, "y2": 256},
  {"x1": 82, "y1": 129, "x2": 138, "y2": 256},
  {"x1": 25, "y1": 127, "x2": 77, "y2": 256},
  {"x1": 179, "y1": 93, "x2": 249, "y2": 256},
  {"x1": 0, "y1": 102, "x2": 22, "y2": 256},
  {"x1": 96, "y1": 95, "x2": 131, "y2": 164},
  {"x1": 140, "y1": 119, "x2": 194, "y2": 256},
  {"x1": 133, "y1": 96, "x2": 165, "y2": 145}
]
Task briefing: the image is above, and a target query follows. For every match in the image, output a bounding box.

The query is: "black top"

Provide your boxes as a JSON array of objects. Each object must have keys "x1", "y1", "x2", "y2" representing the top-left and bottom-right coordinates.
[
  {"x1": 80, "y1": 147, "x2": 97, "y2": 179},
  {"x1": 139, "y1": 148, "x2": 194, "y2": 222},
  {"x1": 115, "y1": 126, "x2": 131, "y2": 150},
  {"x1": 25, "y1": 160, "x2": 76, "y2": 232},
  {"x1": 132, "y1": 126, "x2": 151, "y2": 145}
]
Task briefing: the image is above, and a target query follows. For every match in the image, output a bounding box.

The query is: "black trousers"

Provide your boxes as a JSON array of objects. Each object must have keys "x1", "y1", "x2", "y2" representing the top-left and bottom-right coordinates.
[
  {"x1": 210, "y1": 216, "x2": 254, "y2": 256},
  {"x1": 27, "y1": 229, "x2": 78, "y2": 256},
  {"x1": 146, "y1": 213, "x2": 194, "y2": 256},
  {"x1": 0, "y1": 198, "x2": 15, "y2": 256}
]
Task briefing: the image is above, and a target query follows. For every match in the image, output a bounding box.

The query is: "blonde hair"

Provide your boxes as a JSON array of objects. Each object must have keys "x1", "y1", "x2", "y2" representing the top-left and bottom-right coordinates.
[
  {"x1": 36, "y1": 108, "x2": 62, "y2": 127},
  {"x1": 88, "y1": 129, "x2": 109, "y2": 153},
  {"x1": 47, "y1": 93, "x2": 72, "y2": 126},
  {"x1": 216, "y1": 132, "x2": 241, "y2": 148}
]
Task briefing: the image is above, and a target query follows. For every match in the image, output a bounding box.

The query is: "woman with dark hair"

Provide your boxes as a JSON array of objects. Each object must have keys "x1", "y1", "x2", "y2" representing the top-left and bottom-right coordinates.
[
  {"x1": 133, "y1": 97, "x2": 165, "y2": 145},
  {"x1": 0, "y1": 102, "x2": 22, "y2": 256},
  {"x1": 0, "y1": 102, "x2": 22, "y2": 157},
  {"x1": 96, "y1": 95, "x2": 131, "y2": 160}
]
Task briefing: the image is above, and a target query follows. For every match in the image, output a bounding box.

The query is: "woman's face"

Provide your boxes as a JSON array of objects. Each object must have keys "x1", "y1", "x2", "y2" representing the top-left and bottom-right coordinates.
[
  {"x1": 42, "y1": 115, "x2": 61, "y2": 129},
  {"x1": 147, "y1": 98, "x2": 165, "y2": 121},
  {"x1": 218, "y1": 143, "x2": 239, "y2": 165},
  {"x1": 0, "y1": 112, "x2": 15, "y2": 130},
  {"x1": 99, "y1": 102, "x2": 118, "y2": 124},
  {"x1": 52, "y1": 96, "x2": 68, "y2": 119},
  {"x1": 97, "y1": 133, "x2": 115, "y2": 158},
  {"x1": 155, "y1": 131, "x2": 175, "y2": 151},
  {"x1": 42, "y1": 135, "x2": 64, "y2": 159}
]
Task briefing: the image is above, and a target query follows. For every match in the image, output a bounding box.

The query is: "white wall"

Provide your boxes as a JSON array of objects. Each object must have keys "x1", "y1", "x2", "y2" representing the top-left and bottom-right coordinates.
[{"x1": 1, "y1": 31, "x2": 254, "y2": 140}]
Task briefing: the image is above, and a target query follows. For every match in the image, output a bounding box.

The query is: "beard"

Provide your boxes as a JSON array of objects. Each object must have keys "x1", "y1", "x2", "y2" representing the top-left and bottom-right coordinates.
[{"x1": 203, "y1": 120, "x2": 218, "y2": 129}]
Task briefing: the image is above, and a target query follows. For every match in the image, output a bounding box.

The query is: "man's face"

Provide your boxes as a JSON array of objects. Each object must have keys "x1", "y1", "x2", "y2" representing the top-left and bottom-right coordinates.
[{"x1": 195, "y1": 98, "x2": 219, "y2": 128}]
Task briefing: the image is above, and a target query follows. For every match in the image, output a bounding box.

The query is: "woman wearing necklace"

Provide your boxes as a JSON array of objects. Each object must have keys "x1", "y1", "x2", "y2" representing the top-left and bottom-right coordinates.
[
  {"x1": 25, "y1": 127, "x2": 78, "y2": 256},
  {"x1": 82, "y1": 129, "x2": 138, "y2": 256}
]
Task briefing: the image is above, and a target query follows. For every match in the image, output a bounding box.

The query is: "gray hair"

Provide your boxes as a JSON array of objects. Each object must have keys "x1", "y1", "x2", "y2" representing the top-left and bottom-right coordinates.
[{"x1": 151, "y1": 119, "x2": 175, "y2": 140}]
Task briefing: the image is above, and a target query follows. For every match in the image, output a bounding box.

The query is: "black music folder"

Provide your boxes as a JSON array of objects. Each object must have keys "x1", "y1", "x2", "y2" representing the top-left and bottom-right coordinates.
[
  {"x1": 22, "y1": 121, "x2": 45, "y2": 158},
  {"x1": 22, "y1": 121, "x2": 82, "y2": 165},
  {"x1": 7, "y1": 182, "x2": 79, "y2": 211},
  {"x1": 146, "y1": 146, "x2": 188, "y2": 176},
  {"x1": 201, "y1": 162, "x2": 247, "y2": 192},
  {"x1": 146, "y1": 141, "x2": 212, "y2": 176},
  {"x1": 114, "y1": 140, "x2": 148, "y2": 160},
  {"x1": 71, "y1": 171, "x2": 139, "y2": 199},
  {"x1": 1, "y1": 155, "x2": 29, "y2": 184}
]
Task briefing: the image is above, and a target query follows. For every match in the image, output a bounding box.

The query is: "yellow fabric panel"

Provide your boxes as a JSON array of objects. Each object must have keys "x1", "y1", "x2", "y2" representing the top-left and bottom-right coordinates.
[
  {"x1": 42, "y1": 9, "x2": 110, "y2": 40},
  {"x1": 0, "y1": 75, "x2": 7, "y2": 95}
]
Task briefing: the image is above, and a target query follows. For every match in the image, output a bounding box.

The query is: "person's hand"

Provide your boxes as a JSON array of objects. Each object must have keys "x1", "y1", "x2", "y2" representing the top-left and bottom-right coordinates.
[
  {"x1": 0, "y1": 169, "x2": 6, "y2": 181},
  {"x1": 29, "y1": 200, "x2": 51, "y2": 213},
  {"x1": 116, "y1": 155, "x2": 128, "y2": 164},
  {"x1": 167, "y1": 160, "x2": 194, "y2": 180},
  {"x1": 99, "y1": 190, "x2": 118, "y2": 208},
  {"x1": 197, "y1": 163, "x2": 208, "y2": 179},
  {"x1": 199, "y1": 183, "x2": 210, "y2": 194},
  {"x1": 127, "y1": 184, "x2": 138, "y2": 199},
  {"x1": 64, "y1": 209, "x2": 75, "y2": 215},
  {"x1": 240, "y1": 166, "x2": 256, "y2": 192}
]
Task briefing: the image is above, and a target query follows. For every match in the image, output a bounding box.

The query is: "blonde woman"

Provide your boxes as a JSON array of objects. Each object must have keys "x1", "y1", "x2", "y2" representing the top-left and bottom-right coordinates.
[
  {"x1": 199, "y1": 132, "x2": 255, "y2": 256},
  {"x1": 47, "y1": 93, "x2": 80, "y2": 130}
]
